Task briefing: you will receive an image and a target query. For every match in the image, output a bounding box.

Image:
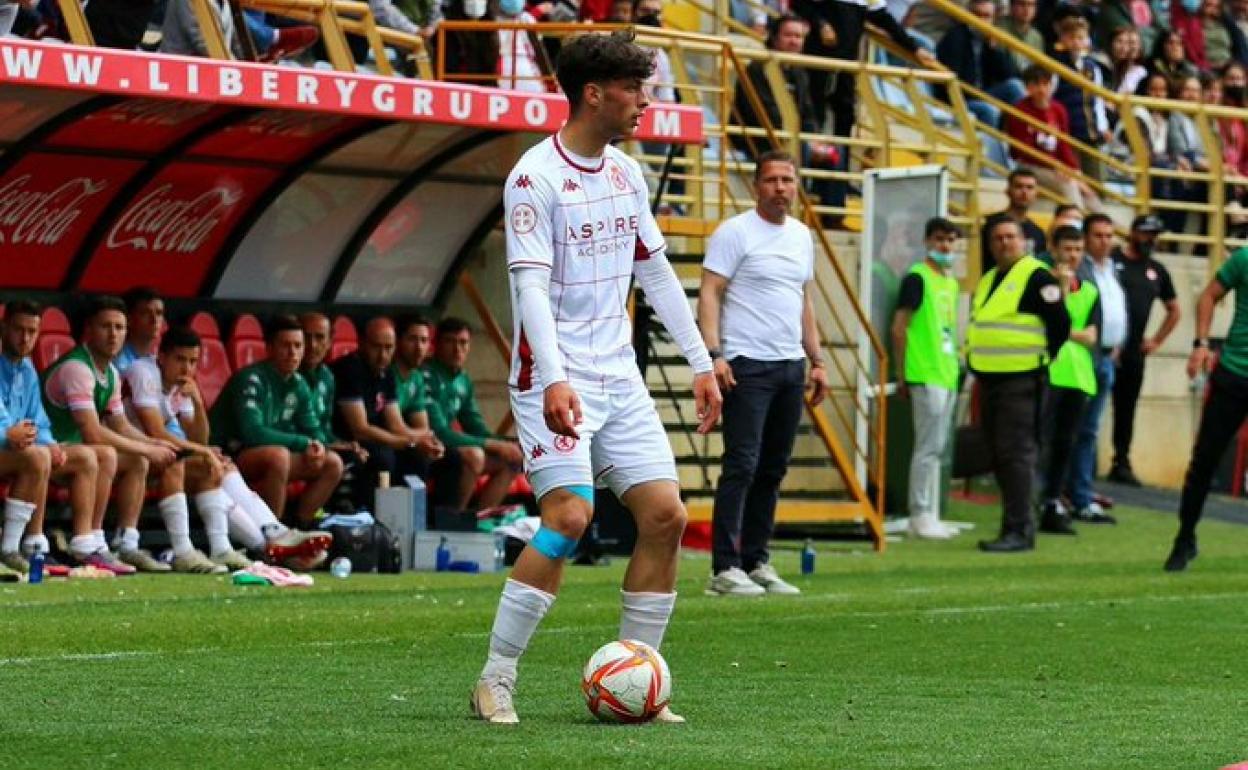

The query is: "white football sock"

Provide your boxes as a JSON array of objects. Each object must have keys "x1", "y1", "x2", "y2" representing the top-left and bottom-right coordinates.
[
  {"x1": 1, "y1": 498, "x2": 35, "y2": 553},
  {"x1": 71, "y1": 534, "x2": 97, "y2": 558},
  {"x1": 481, "y1": 579, "x2": 555, "y2": 682},
  {"x1": 222, "y1": 471, "x2": 283, "y2": 530},
  {"x1": 92, "y1": 529, "x2": 108, "y2": 551},
  {"x1": 227, "y1": 504, "x2": 266, "y2": 549},
  {"x1": 195, "y1": 488, "x2": 234, "y2": 556},
  {"x1": 158, "y1": 493, "x2": 194, "y2": 555},
  {"x1": 113, "y1": 527, "x2": 141, "y2": 554},
  {"x1": 21, "y1": 533, "x2": 50, "y2": 556},
  {"x1": 619, "y1": 591, "x2": 676, "y2": 650}
]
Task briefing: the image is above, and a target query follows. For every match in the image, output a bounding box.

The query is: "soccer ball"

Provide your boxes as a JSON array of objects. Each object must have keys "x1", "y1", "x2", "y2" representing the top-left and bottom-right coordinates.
[{"x1": 581, "y1": 640, "x2": 671, "y2": 723}]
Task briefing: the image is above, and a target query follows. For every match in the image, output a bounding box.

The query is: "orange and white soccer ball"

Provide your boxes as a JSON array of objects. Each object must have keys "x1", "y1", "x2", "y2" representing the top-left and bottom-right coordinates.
[{"x1": 581, "y1": 640, "x2": 671, "y2": 723}]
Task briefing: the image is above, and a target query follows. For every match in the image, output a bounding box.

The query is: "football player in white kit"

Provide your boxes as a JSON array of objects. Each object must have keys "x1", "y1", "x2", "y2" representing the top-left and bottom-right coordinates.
[{"x1": 470, "y1": 31, "x2": 722, "y2": 725}]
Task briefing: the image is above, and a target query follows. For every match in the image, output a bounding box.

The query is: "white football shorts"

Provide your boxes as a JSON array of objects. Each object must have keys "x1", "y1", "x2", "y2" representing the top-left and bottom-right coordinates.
[{"x1": 510, "y1": 382, "x2": 677, "y2": 501}]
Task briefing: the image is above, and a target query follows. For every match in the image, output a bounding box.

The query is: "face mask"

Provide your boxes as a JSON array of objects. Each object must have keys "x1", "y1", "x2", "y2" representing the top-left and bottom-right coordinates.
[
  {"x1": 498, "y1": 0, "x2": 524, "y2": 15},
  {"x1": 463, "y1": 0, "x2": 487, "y2": 18},
  {"x1": 1226, "y1": 85, "x2": 1247, "y2": 102},
  {"x1": 635, "y1": 11, "x2": 662, "y2": 26},
  {"x1": 928, "y1": 250, "x2": 955, "y2": 267},
  {"x1": 1133, "y1": 240, "x2": 1155, "y2": 258}
]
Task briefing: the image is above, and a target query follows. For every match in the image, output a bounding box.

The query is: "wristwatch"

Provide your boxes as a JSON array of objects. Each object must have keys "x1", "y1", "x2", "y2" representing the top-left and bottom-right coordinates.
[
  {"x1": 1193, "y1": 338, "x2": 1209, "y2": 350},
  {"x1": 707, "y1": 348, "x2": 722, "y2": 361}
]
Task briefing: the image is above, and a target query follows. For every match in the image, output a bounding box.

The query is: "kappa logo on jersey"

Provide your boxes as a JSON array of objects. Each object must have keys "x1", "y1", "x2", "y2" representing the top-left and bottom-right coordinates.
[
  {"x1": 511, "y1": 203, "x2": 537, "y2": 235},
  {"x1": 530, "y1": 444, "x2": 546, "y2": 460},
  {"x1": 565, "y1": 215, "x2": 640, "y2": 241},
  {"x1": 608, "y1": 163, "x2": 628, "y2": 192},
  {"x1": 553, "y1": 434, "x2": 577, "y2": 454},
  {"x1": 374, "y1": 393, "x2": 386, "y2": 413},
  {"x1": 513, "y1": 174, "x2": 533, "y2": 189},
  {"x1": 562, "y1": 179, "x2": 581, "y2": 193}
]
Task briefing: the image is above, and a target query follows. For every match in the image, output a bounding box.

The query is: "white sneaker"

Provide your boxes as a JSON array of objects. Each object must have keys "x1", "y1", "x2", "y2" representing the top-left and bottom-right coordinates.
[
  {"x1": 747, "y1": 563, "x2": 801, "y2": 595},
  {"x1": 909, "y1": 516, "x2": 953, "y2": 540},
  {"x1": 471, "y1": 676, "x2": 519, "y2": 725},
  {"x1": 653, "y1": 704, "x2": 686, "y2": 723},
  {"x1": 706, "y1": 567, "x2": 766, "y2": 596}
]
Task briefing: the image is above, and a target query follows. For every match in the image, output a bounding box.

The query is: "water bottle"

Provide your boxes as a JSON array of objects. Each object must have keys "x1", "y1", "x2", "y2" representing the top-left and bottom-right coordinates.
[
  {"x1": 493, "y1": 533, "x2": 506, "y2": 572},
  {"x1": 435, "y1": 536, "x2": 451, "y2": 572},
  {"x1": 800, "y1": 539, "x2": 816, "y2": 575},
  {"x1": 29, "y1": 552, "x2": 45, "y2": 584},
  {"x1": 330, "y1": 556, "x2": 352, "y2": 579}
]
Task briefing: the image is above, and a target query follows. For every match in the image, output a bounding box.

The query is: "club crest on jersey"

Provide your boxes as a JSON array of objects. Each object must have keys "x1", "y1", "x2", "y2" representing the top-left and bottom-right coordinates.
[
  {"x1": 562, "y1": 179, "x2": 581, "y2": 193},
  {"x1": 553, "y1": 435, "x2": 577, "y2": 454},
  {"x1": 513, "y1": 174, "x2": 533, "y2": 189},
  {"x1": 511, "y1": 203, "x2": 537, "y2": 235},
  {"x1": 608, "y1": 163, "x2": 628, "y2": 192}
]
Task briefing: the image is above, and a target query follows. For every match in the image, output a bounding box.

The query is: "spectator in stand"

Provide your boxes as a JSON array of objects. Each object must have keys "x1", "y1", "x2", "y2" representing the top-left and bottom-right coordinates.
[
  {"x1": 792, "y1": 0, "x2": 936, "y2": 221},
  {"x1": 42, "y1": 297, "x2": 179, "y2": 573},
  {"x1": 425, "y1": 317, "x2": 521, "y2": 511},
  {"x1": 1231, "y1": 0, "x2": 1248, "y2": 50},
  {"x1": 392, "y1": 0, "x2": 442, "y2": 40},
  {"x1": 1167, "y1": 74, "x2": 1212, "y2": 231},
  {"x1": 330, "y1": 318, "x2": 446, "y2": 508},
  {"x1": 937, "y1": 0, "x2": 1024, "y2": 128},
  {"x1": 1052, "y1": 15, "x2": 1112, "y2": 183},
  {"x1": 161, "y1": 0, "x2": 243, "y2": 58},
  {"x1": 1220, "y1": 62, "x2": 1248, "y2": 192},
  {"x1": 981, "y1": 168, "x2": 1048, "y2": 272},
  {"x1": 606, "y1": 0, "x2": 633, "y2": 22},
  {"x1": 497, "y1": 0, "x2": 548, "y2": 93},
  {"x1": 1108, "y1": 214, "x2": 1180, "y2": 486},
  {"x1": 0, "y1": 301, "x2": 102, "y2": 576},
  {"x1": 732, "y1": 15, "x2": 840, "y2": 221},
  {"x1": 443, "y1": 0, "x2": 498, "y2": 86},
  {"x1": 1106, "y1": 27, "x2": 1148, "y2": 97},
  {"x1": 243, "y1": 14, "x2": 319, "y2": 61},
  {"x1": 1096, "y1": 0, "x2": 1163, "y2": 55},
  {"x1": 85, "y1": 0, "x2": 155, "y2": 50},
  {"x1": 1120, "y1": 73, "x2": 1181, "y2": 200},
  {"x1": 997, "y1": 0, "x2": 1045, "y2": 73},
  {"x1": 1148, "y1": 30, "x2": 1201, "y2": 82},
  {"x1": 209, "y1": 315, "x2": 345, "y2": 526},
  {"x1": 0, "y1": 0, "x2": 28, "y2": 36},
  {"x1": 1174, "y1": 0, "x2": 1248, "y2": 74},
  {"x1": 1007, "y1": 64, "x2": 1102, "y2": 211}
]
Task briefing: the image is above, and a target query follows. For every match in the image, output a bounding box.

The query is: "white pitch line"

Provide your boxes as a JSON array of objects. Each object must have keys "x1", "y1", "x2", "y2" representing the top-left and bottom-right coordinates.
[{"x1": 0, "y1": 636, "x2": 396, "y2": 667}]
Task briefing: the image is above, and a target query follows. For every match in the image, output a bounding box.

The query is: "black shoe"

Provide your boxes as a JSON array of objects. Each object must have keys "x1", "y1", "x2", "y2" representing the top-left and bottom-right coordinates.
[
  {"x1": 1106, "y1": 463, "x2": 1142, "y2": 487},
  {"x1": 1039, "y1": 513, "x2": 1077, "y2": 535},
  {"x1": 1163, "y1": 537, "x2": 1198, "y2": 572},
  {"x1": 978, "y1": 532, "x2": 1035, "y2": 552}
]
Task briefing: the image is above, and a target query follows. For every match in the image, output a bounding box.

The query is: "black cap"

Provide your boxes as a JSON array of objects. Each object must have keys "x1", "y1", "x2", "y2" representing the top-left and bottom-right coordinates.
[{"x1": 1131, "y1": 214, "x2": 1164, "y2": 233}]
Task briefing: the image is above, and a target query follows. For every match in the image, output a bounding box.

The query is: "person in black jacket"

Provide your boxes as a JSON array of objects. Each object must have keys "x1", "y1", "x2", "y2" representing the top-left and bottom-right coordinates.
[
  {"x1": 791, "y1": 0, "x2": 936, "y2": 220},
  {"x1": 936, "y1": 0, "x2": 1023, "y2": 127}
]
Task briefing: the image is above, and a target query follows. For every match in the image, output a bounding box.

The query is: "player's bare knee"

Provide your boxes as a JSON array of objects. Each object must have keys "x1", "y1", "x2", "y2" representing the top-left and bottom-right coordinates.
[
  {"x1": 542, "y1": 491, "x2": 593, "y2": 541},
  {"x1": 95, "y1": 446, "x2": 117, "y2": 477},
  {"x1": 22, "y1": 446, "x2": 51, "y2": 478},
  {"x1": 324, "y1": 451, "x2": 344, "y2": 481},
  {"x1": 640, "y1": 501, "x2": 687, "y2": 543},
  {"x1": 263, "y1": 447, "x2": 292, "y2": 478},
  {"x1": 461, "y1": 446, "x2": 486, "y2": 474}
]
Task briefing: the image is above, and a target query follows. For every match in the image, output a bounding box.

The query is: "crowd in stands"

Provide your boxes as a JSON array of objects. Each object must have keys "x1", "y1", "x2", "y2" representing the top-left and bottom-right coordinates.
[{"x1": 0, "y1": 288, "x2": 526, "y2": 582}]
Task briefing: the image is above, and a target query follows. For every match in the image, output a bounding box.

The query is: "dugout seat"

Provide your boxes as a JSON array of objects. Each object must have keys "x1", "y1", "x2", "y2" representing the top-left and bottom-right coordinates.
[
  {"x1": 34, "y1": 307, "x2": 75, "y2": 371},
  {"x1": 190, "y1": 312, "x2": 231, "y2": 409},
  {"x1": 330, "y1": 315, "x2": 358, "y2": 361},
  {"x1": 228, "y1": 314, "x2": 266, "y2": 370}
]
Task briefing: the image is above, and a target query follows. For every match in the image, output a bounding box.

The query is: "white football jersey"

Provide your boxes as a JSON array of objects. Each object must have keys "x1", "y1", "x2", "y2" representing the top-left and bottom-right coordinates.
[{"x1": 504, "y1": 134, "x2": 664, "y2": 394}]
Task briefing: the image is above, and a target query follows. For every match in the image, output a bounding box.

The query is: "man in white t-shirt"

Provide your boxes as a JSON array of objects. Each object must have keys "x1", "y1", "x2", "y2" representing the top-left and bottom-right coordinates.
[
  {"x1": 698, "y1": 150, "x2": 828, "y2": 597},
  {"x1": 124, "y1": 325, "x2": 331, "y2": 571},
  {"x1": 470, "y1": 31, "x2": 722, "y2": 726}
]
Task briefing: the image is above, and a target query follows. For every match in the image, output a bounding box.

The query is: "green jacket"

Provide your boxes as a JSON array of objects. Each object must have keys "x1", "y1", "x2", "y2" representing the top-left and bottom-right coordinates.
[
  {"x1": 302, "y1": 363, "x2": 337, "y2": 443},
  {"x1": 210, "y1": 361, "x2": 331, "y2": 452},
  {"x1": 393, "y1": 363, "x2": 427, "y2": 418},
  {"x1": 424, "y1": 359, "x2": 493, "y2": 449}
]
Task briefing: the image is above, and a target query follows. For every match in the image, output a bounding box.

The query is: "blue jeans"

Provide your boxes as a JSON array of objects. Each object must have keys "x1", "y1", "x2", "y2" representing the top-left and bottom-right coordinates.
[
  {"x1": 1068, "y1": 354, "x2": 1115, "y2": 508},
  {"x1": 967, "y1": 79, "x2": 1026, "y2": 129},
  {"x1": 245, "y1": 10, "x2": 276, "y2": 52}
]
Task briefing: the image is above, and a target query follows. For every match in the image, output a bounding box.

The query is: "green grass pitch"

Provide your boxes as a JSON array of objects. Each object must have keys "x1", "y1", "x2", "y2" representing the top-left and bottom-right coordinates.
[{"x1": 4, "y1": 498, "x2": 1247, "y2": 769}]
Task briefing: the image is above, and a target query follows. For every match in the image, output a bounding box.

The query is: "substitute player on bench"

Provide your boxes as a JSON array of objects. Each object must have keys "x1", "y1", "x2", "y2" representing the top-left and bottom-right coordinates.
[{"x1": 470, "y1": 31, "x2": 722, "y2": 725}]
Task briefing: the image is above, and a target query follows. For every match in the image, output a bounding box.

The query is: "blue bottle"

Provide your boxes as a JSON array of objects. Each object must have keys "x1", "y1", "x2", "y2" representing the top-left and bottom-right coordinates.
[
  {"x1": 29, "y1": 552, "x2": 45, "y2": 584},
  {"x1": 800, "y1": 539, "x2": 816, "y2": 575},
  {"x1": 435, "y1": 536, "x2": 451, "y2": 572}
]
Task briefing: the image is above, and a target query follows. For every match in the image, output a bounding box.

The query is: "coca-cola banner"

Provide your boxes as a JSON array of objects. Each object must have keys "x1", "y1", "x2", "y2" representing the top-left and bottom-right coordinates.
[
  {"x1": 0, "y1": 40, "x2": 703, "y2": 143},
  {"x1": 0, "y1": 152, "x2": 142, "y2": 288},
  {"x1": 81, "y1": 163, "x2": 279, "y2": 296},
  {"x1": 46, "y1": 100, "x2": 226, "y2": 154}
]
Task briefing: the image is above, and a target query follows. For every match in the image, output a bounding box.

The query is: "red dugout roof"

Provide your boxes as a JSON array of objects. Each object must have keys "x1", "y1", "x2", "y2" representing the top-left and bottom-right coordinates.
[{"x1": 0, "y1": 40, "x2": 704, "y2": 303}]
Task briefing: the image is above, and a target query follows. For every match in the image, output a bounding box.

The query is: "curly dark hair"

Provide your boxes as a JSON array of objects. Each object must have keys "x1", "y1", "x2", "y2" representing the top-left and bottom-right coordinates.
[{"x1": 556, "y1": 31, "x2": 656, "y2": 112}]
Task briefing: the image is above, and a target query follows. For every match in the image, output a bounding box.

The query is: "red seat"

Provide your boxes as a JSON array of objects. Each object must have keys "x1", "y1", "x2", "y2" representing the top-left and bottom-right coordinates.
[
  {"x1": 228, "y1": 314, "x2": 266, "y2": 371},
  {"x1": 472, "y1": 473, "x2": 534, "y2": 498},
  {"x1": 330, "y1": 315, "x2": 358, "y2": 361},
  {"x1": 190, "y1": 312, "x2": 231, "y2": 409},
  {"x1": 34, "y1": 307, "x2": 75, "y2": 371}
]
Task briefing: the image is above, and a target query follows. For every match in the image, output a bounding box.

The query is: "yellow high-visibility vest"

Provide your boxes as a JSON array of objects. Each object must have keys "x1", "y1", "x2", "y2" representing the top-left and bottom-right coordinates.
[{"x1": 968, "y1": 256, "x2": 1048, "y2": 373}]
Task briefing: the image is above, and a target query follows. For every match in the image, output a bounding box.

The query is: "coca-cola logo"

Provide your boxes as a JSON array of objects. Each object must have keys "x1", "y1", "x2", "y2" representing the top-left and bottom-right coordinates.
[
  {"x1": 105, "y1": 183, "x2": 242, "y2": 254},
  {"x1": 0, "y1": 174, "x2": 108, "y2": 247},
  {"x1": 106, "y1": 100, "x2": 213, "y2": 127},
  {"x1": 242, "y1": 113, "x2": 342, "y2": 138}
]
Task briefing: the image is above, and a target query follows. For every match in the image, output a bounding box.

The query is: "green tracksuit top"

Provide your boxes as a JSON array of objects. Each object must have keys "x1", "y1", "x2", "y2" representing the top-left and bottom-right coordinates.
[
  {"x1": 210, "y1": 361, "x2": 331, "y2": 452},
  {"x1": 424, "y1": 359, "x2": 494, "y2": 449}
]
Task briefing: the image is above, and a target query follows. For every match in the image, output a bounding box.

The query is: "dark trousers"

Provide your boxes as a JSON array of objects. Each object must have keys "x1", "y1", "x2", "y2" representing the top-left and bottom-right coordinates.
[
  {"x1": 1112, "y1": 354, "x2": 1146, "y2": 465},
  {"x1": 1041, "y1": 385, "x2": 1088, "y2": 502},
  {"x1": 806, "y1": 68, "x2": 852, "y2": 212},
  {"x1": 980, "y1": 374, "x2": 1043, "y2": 538},
  {"x1": 1178, "y1": 366, "x2": 1248, "y2": 540},
  {"x1": 711, "y1": 358, "x2": 806, "y2": 573},
  {"x1": 357, "y1": 442, "x2": 462, "y2": 511}
]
